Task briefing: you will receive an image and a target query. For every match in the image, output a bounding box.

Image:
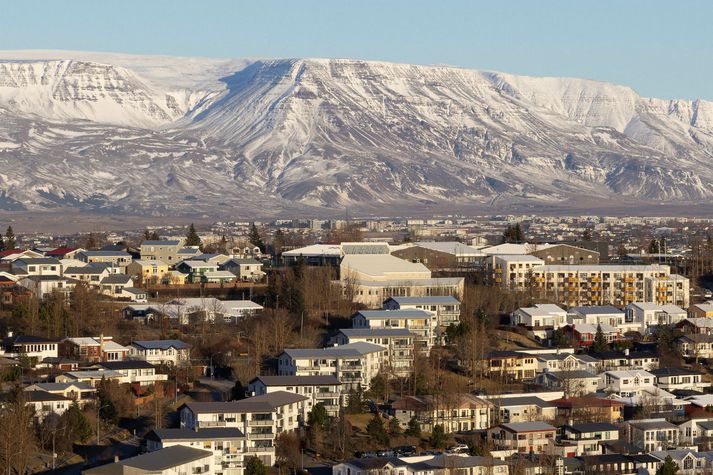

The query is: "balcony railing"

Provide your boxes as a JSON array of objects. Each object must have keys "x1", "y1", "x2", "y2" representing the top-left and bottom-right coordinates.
[{"x1": 249, "y1": 419, "x2": 273, "y2": 426}]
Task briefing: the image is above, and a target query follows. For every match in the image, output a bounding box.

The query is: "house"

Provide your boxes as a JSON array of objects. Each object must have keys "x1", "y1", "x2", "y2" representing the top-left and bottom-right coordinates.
[
  {"x1": 589, "y1": 349, "x2": 659, "y2": 372},
  {"x1": 178, "y1": 391, "x2": 308, "y2": 465},
  {"x1": 45, "y1": 247, "x2": 83, "y2": 260},
  {"x1": 93, "y1": 360, "x2": 168, "y2": 385},
  {"x1": 650, "y1": 367, "x2": 711, "y2": 393},
  {"x1": 598, "y1": 370, "x2": 656, "y2": 396},
  {"x1": 626, "y1": 418, "x2": 680, "y2": 452},
  {"x1": 24, "y1": 382, "x2": 96, "y2": 406},
  {"x1": 76, "y1": 250, "x2": 131, "y2": 267},
  {"x1": 55, "y1": 369, "x2": 125, "y2": 386},
  {"x1": 484, "y1": 351, "x2": 538, "y2": 381},
  {"x1": 562, "y1": 323, "x2": 622, "y2": 348},
  {"x1": 689, "y1": 303, "x2": 713, "y2": 319},
  {"x1": 175, "y1": 260, "x2": 218, "y2": 283},
  {"x1": 219, "y1": 300, "x2": 264, "y2": 322},
  {"x1": 163, "y1": 297, "x2": 231, "y2": 324},
  {"x1": 139, "y1": 239, "x2": 185, "y2": 264},
  {"x1": 575, "y1": 454, "x2": 640, "y2": 475},
  {"x1": 511, "y1": 304, "x2": 568, "y2": 343},
  {"x1": 201, "y1": 270, "x2": 237, "y2": 284},
  {"x1": 332, "y1": 455, "x2": 509, "y2": 475},
  {"x1": 277, "y1": 342, "x2": 386, "y2": 391},
  {"x1": 569, "y1": 306, "x2": 632, "y2": 332},
  {"x1": 247, "y1": 375, "x2": 342, "y2": 416},
  {"x1": 63, "y1": 265, "x2": 111, "y2": 284},
  {"x1": 678, "y1": 418, "x2": 713, "y2": 447},
  {"x1": 389, "y1": 393, "x2": 493, "y2": 433},
  {"x1": 126, "y1": 259, "x2": 169, "y2": 284},
  {"x1": 17, "y1": 275, "x2": 77, "y2": 298},
  {"x1": 626, "y1": 302, "x2": 687, "y2": 334},
  {"x1": 382, "y1": 295, "x2": 461, "y2": 328},
  {"x1": 535, "y1": 352, "x2": 598, "y2": 374},
  {"x1": 1, "y1": 333, "x2": 59, "y2": 367},
  {"x1": 129, "y1": 340, "x2": 191, "y2": 366},
  {"x1": 123, "y1": 304, "x2": 161, "y2": 324},
  {"x1": 677, "y1": 318, "x2": 713, "y2": 336},
  {"x1": 99, "y1": 273, "x2": 134, "y2": 297},
  {"x1": 352, "y1": 309, "x2": 437, "y2": 353},
  {"x1": 676, "y1": 334, "x2": 713, "y2": 361},
  {"x1": 556, "y1": 422, "x2": 620, "y2": 457},
  {"x1": 222, "y1": 258, "x2": 265, "y2": 282},
  {"x1": 333, "y1": 328, "x2": 415, "y2": 377},
  {"x1": 83, "y1": 444, "x2": 214, "y2": 475},
  {"x1": 650, "y1": 450, "x2": 713, "y2": 475},
  {"x1": 487, "y1": 396, "x2": 558, "y2": 424},
  {"x1": 535, "y1": 370, "x2": 600, "y2": 397},
  {"x1": 145, "y1": 428, "x2": 248, "y2": 474},
  {"x1": 24, "y1": 391, "x2": 72, "y2": 421},
  {"x1": 551, "y1": 396, "x2": 625, "y2": 424},
  {"x1": 162, "y1": 270, "x2": 188, "y2": 285},
  {"x1": 123, "y1": 287, "x2": 148, "y2": 303},
  {"x1": 487, "y1": 421, "x2": 557, "y2": 454},
  {"x1": 11, "y1": 257, "x2": 62, "y2": 276},
  {"x1": 60, "y1": 336, "x2": 129, "y2": 362}
]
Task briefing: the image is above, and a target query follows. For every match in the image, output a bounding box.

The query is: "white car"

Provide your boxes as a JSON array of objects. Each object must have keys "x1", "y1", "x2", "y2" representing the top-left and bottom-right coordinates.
[{"x1": 448, "y1": 444, "x2": 469, "y2": 453}]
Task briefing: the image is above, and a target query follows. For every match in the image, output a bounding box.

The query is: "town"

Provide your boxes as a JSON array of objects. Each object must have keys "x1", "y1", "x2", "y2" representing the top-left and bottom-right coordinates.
[{"x1": 0, "y1": 215, "x2": 712, "y2": 474}]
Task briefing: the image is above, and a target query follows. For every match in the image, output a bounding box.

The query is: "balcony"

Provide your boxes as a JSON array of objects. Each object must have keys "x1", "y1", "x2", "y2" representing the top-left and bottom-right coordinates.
[
  {"x1": 200, "y1": 421, "x2": 227, "y2": 428},
  {"x1": 624, "y1": 277, "x2": 636, "y2": 283},
  {"x1": 248, "y1": 432, "x2": 274, "y2": 440},
  {"x1": 246, "y1": 446, "x2": 274, "y2": 453},
  {"x1": 590, "y1": 277, "x2": 601, "y2": 282},
  {"x1": 316, "y1": 392, "x2": 341, "y2": 399},
  {"x1": 566, "y1": 277, "x2": 578, "y2": 283},
  {"x1": 249, "y1": 419, "x2": 273, "y2": 426}
]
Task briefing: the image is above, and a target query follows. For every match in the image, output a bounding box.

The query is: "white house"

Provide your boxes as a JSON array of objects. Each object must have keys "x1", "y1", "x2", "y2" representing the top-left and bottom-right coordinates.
[
  {"x1": 352, "y1": 309, "x2": 437, "y2": 353},
  {"x1": 247, "y1": 375, "x2": 343, "y2": 416},
  {"x1": 626, "y1": 302, "x2": 687, "y2": 335},
  {"x1": 511, "y1": 304, "x2": 568, "y2": 342},
  {"x1": 84, "y1": 445, "x2": 214, "y2": 475},
  {"x1": 649, "y1": 368, "x2": 711, "y2": 393},
  {"x1": 333, "y1": 328, "x2": 415, "y2": 377},
  {"x1": 382, "y1": 296, "x2": 461, "y2": 328},
  {"x1": 92, "y1": 360, "x2": 168, "y2": 385},
  {"x1": 24, "y1": 391, "x2": 72, "y2": 421},
  {"x1": 129, "y1": 340, "x2": 191, "y2": 366}
]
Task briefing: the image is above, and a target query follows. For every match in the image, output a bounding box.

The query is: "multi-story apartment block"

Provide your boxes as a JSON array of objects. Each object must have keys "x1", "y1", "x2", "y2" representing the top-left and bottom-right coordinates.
[
  {"x1": 333, "y1": 328, "x2": 414, "y2": 377},
  {"x1": 126, "y1": 259, "x2": 170, "y2": 284},
  {"x1": 492, "y1": 255, "x2": 544, "y2": 289},
  {"x1": 277, "y1": 342, "x2": 386, "y2": 391},
  {"x1": 247, "y1": 375, "x2": 342, "y2": 416},
  {"x1": 178, "y1": 391, "x2": 308, "y2": 466},
  {"x1": 383, "y1": 295, "x2": 461, "y2": 328},
  {"x1": 351, "y1": 309, "x2": 437, "y2": 352},
  {"x1": 487, "y1": 421, "x2": 557, "y2": 454},
  {"x1": 146, "y1": 427, "x2": 246, "y2": 475},
  {"x1": 389, "y1": 393, "x2": 493, "y2": 433}
]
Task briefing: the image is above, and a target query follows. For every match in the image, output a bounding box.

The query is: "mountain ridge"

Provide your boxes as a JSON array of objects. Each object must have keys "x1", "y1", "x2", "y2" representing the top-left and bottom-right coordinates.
[{"x1": 1, "y1": 51, "x2": 712, "y2": 217}]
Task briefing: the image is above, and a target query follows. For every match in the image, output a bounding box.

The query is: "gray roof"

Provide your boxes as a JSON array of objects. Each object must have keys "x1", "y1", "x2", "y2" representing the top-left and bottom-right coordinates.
[
  {"x1": 28, "y1": 382, "x2": 94, "y2": 392},
  {"x1": 64, "y1": 266, "x2": 106, "y2": 275},
  {"x1": 97, "y1": 360, "x2": 156, "y2": 370},
  {"x1": 101, "y1": 274, "x2": 132, "y2": 284},
  {"x1": 283, "y1": 342, "x2": 386, "y2": 358},
  {"x1": 628, "y1": 419, "x2": 679, "y2": 430},
  {"x1": 566, "y1": 422, "x2": 619, "y2": 433},
  {"x1": 252, "y1": 375, "x2": 341, "y2": 386},
  {"x1": 147, "y1": 427, "x2": 245, "y2": 442},
  {"x1": 141, "y1": 240, "x2": 181, "y2": 246},
  {"x1": 571, "y1": 306, "x2": 623, "y2": 315},
  {"x1": 24, "y1": 391, "x2": 71, "y2": 402},
  {"x1": 650, "y1": 367, "x2": 703, "y2": 377},
  {"x1": 546, "y1": 370, "x2": 599, "y2": 379},
  {"x1": 131, "y1": 339, "x2": 190, "y2": 350},
  {"x1": 492, "y1": 396, "x2": 555, "y2": 408},
  {"x1": 355, "y1": 309, "x2": 433, "y2": 319},
  {"x1": 183, "y1": 391, "x2": 308, "y2": 414},
  {"x1": 78, "y1": 250, "x2": 131, "y2": 257},
  {"x1": 500, "y1": 421, "x2": 557, "y2": 432},
  {"x1": 386, "y1": 296, "x2": 460, "y2": 305},
  {"x1": 16, "y1": 257, "x2": 61, "y2": 265},
  {"x1": 84, "y1": 445, "x2": 212, "y2": 474}
]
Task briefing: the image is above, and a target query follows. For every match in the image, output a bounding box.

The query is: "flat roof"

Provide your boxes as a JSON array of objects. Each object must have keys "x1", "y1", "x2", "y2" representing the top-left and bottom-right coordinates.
[
  {"x1": 341, "y1": 254, "x2": 430, "y2": 277},
  {"x1": 251, "y1": 375, "x2": 341, "y2": 386},
  {"x1": 283, "y1": 342, "x2": 386, "y2": 358},
  {"x1": 386, "y1": 296, "x2": 460, "y2": 305}
]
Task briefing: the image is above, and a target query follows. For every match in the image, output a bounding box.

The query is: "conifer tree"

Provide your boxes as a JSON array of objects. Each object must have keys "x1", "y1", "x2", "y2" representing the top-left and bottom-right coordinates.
[
  {"x1": 185, "y1": 223, "x2": 202, "y2": 248},
  {"x1": 5, "y1": 226, "x2": 15, "y2": 250}
]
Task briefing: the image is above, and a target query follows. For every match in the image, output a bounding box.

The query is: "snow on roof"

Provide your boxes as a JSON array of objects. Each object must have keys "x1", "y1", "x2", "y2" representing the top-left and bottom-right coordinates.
[
  {"x1": 412, "y1": 241, "x2": 484, "y2": 256},
  {"x1": 341, "y1": 254, "x2": 430, "y2": 278},
  {"x1": 283, "y1": 244, "x2": 342, "y2": 257}
]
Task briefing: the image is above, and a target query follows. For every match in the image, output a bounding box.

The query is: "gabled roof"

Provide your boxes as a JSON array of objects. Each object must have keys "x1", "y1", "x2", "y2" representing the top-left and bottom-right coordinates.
[
  {"x1": 354, "y1": 309, "x2": 434, "y2": 319},
  {"x1": 282, "y1": 342, "x2": 386, "y2": 358},
  {"x1": 385, "y1": 296, "x2": 460, "y2": 305},
  {"x1": 100, "y1": 274, "x2": 132, "y2": 284},
  {"x1": 24, "y1": 391, "x2": 71, "y2": 402},
  {"x1": 146, "y1": 427, "x2": 245, "y2": 442},
  {"x1": 84, "y1": 445, "x2": 212, "y2": 474},
  {"x1": 182, "y1": 391, "x2": 308, "y2": 414},
  {"x1": 251, "y1": 375, "x2": 341, "y2": 387},
  {"x1": 96, "y1": 360, "x2": 156, "y2": 370},
  {"x1": 131, "y1": 339, "x2": 190, "y2": 350},
  {"x1": 499, "y1": 421, "x2": 556, "y2": 432},
  {"x1": 141, "y1": 240, "x2": 182, "y2": 246}
]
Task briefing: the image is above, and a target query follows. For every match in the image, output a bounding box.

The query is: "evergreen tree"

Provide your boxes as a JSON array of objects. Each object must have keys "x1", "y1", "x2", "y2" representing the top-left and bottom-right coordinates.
[
  {"x1": 553, "y1": 327, "x2": 568, "y2": 348},
  {"x1": 5, "y1": 226, "x2": 16, "y2": 250},
  {"x1": 405, "y1": 416, "x2": 421, "y2": 438},
  {"x1": 346, "y1": 386, "x2": 367, "y2": 414},
  {"x1": 648, "y1": 238, "x2": 661, "y2": 254},
  {"x1": 590, "y1": 324, "x2": 609, "y2": 353},
  {"x1": 582, "y1": 228, "x2": 592, "y2": 241},
  {"x1": 245, "y1": 456, "x2": 268, "y2": 475},
  {"x1": 230, "y1": 380, "x2": 245, "y2": 401},
  {"x1": 657, "y1": 456, "x2": 679, "y2": 475},
  {"x1": 249, "y1": 223, "x2": 265, "y2": 253},
  {"x1": 0, "y1": 231, "x2": 4, "y2": 251},
  {"x1": 502, "y1": 222, "x2": 525, "y2": 243},
  {"x1": 307, "y1": 403, "x2": 329, "y2": 430},
  {"x1": 62, "y1": 402, "x2": 93, "y2": 442},
  {"x1": 84, "y1": 233, "x2": 97, "y2": 250},
  {"x1": 429, "y1": 424, "x2": 447, "y2": 449},
  {"x1": 366, "y1": 413, "x2": 389, "y2": 445},
  {"x1": 388, "y1": 417, "x2": 401, "y2": 435},
  {"x1": 185, "y1": 223, "x2": 202, "y2": 248}
]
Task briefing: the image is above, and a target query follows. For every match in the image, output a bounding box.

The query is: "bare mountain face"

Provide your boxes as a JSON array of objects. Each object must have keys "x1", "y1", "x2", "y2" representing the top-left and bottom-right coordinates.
[{"x1": 0, "y1": 51, "x2": 712, "y2": 217}]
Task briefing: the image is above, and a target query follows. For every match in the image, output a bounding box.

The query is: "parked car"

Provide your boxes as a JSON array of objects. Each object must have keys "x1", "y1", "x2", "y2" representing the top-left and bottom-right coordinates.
[
  {"x1": 377, "y1": 449, "x2": 395, "y2": 457},
  {"x1": 447, "y1": 444, "x2": 469, "y2": 454},
  {"x1": 395, "y1": 445, "x2": 417, "y2": 456}
]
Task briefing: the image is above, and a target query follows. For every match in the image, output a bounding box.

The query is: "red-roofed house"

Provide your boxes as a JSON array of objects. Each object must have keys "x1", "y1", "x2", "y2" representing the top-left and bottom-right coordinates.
[{"x1": 45, "y1": 247, "x2": 83, "y2": 259}]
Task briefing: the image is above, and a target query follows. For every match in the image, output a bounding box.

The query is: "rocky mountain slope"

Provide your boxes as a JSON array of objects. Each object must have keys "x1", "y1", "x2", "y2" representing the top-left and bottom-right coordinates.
[{"x1": 0, "y1": 51, "x2": 711, "y2": 217}]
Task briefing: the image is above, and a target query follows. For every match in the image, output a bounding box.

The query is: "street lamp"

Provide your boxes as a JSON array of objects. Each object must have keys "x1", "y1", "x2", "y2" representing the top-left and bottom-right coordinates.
[{"x1": 96, "y1": 401, "x2": 112, "y2": 444}]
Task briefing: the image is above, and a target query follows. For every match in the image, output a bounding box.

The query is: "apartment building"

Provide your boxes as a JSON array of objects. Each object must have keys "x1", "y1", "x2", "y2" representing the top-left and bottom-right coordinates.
[
  {"x1": 76, "y1": 250, "x2": 131, "y2": 268},
  {"x1": 389, "y1": 393, "x2": 493, "y2": 433},
  {"x1": 526, "y1": 264, "x2": 689, "y2": 308},
  {"x1": 247, "y1": 375, "x2": 342, "y2": 417},
  {"x1": 487, "y1": 421, "x2": 557, "y2": 454},
  {"x1": 485, "y1": 351, "x2": 538, "y2": 381},
  {"x1": 383, "y1": 295, "x2": 461, "y2": 328},
  {"x1": 178, "y1": 391, "x2": 308, "y2": 466},
  {"x1": 277, "y1": 342, "x2": 386, "y2": 391},
  {"x1": 352, "y1": 309, "x2": 437, "y2": 353},
  {"x1": 139, "y1": 239, "x2": 186, "y2": 264},
  {"x1": 333, "y1": 328, "x2": 414, "y2": 377},
  {"x1": 146, "y1": 428, "x2": 246, "y2": 475},
  {"x1": 492, "y1": 255, "x2": 544, "y2": 289}
]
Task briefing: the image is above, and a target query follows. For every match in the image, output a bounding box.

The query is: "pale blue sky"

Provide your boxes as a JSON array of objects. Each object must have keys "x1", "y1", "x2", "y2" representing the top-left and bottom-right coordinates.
[{"x1": 2, "y1": 0, "x2": 711, "y2": 99}]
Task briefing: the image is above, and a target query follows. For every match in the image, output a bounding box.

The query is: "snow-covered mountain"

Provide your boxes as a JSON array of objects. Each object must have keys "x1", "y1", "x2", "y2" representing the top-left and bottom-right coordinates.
[{"x1": 1, "y1": 50, "x2": 712, "y2": 217}]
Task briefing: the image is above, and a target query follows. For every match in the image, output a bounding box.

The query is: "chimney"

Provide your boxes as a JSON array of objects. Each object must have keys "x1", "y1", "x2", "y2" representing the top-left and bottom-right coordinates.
[{"x1": 99, "y1": 333, "x2": 105, "y2": 362}]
